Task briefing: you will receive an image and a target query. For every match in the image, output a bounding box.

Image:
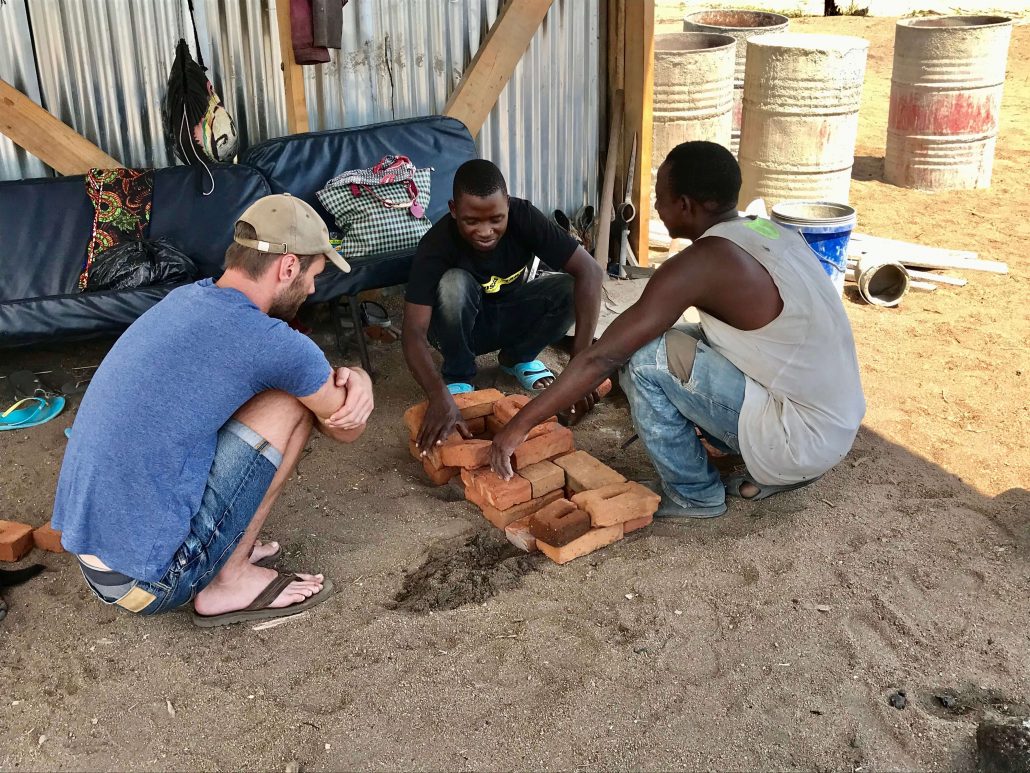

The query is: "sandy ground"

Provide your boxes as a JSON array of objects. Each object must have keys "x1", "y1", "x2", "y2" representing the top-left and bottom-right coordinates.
[{"x1": 1, "y1": 14, "x2": 1028, "y2": 773}]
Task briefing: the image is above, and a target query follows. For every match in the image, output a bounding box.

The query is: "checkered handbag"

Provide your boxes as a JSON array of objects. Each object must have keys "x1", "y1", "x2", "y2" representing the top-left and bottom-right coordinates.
[{"x1": 316, "y1": 155, "x2": 432, "y2": 259}]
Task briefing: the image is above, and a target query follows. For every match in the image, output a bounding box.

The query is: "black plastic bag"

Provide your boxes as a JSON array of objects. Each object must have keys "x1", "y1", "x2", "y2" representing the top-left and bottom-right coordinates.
[{"x1": 86, "y1": 238, "x2": 199, "y2": 292}]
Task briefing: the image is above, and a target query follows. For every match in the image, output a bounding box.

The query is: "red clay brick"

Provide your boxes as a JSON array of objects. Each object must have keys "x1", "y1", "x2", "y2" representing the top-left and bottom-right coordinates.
[
  {"x1": 404, "y1": 402, "x2": 428, "y2": 439},
  {"x1": 480, "y1": 490, "x2": 563, "y2": 529},
  {"x1": 595, "y1": 378, "x2": 613, "y2": 399},
  {"x1": 465, "y1": 416, "x2": 486, "y2": 436},
  {"x1": 471, "y1": 470, "x2": 532, "y2": 511},
  {"x1": 492, "y1": 394, "x2": 558, "y2": 426},
  {"x1": 512, "y1": 425, "x2": 575, "y2": 470},
  {"x1": 518, "y1": 460, "x2": 566, "y2": 499},
  {"x1": 422, "y1": 457, "x2": 459, "y2": 486},
  {"x1": 485, "y1": 415, "x2": 505, "y2": 436},
  {"x1": 0, "y1": 520, "x2": 34, "y2": 562},
  {"x1": 570, "y1": 482, "x2": 633, "y2": 509},
  {"x1": 438, "y1": 439, "x2": 493, "y2": 469},
  {"x1": 538, "y1": 523, "x2": 624, "y2": 564},
  {"x1": 572, "y1": 481, "x2": 660, "y2": 527},
  {"x1": 32, "y1": 523, "x2": 64, "y2": 553},
  {"x1": 529, "y1": 499, "x2": 590, "y2": 547},
  {"x1": 553, "y1": 450, "x2": 626, "y2": 493},
  {"x1": 584, "y1": 490, "x2": 660, "y2": 527},
  {"x1": 504, "y1": 515, "x2": 538, "y2": 553},
  {"x1": 492, "y1": 394, "x2": 531, "y2": 423},
  {"x1": 623, "y1": 513, "x2": 653, "y2": 533},
  {"x1": 452, "y1": 388, "x2": 504, "y2": 419}
]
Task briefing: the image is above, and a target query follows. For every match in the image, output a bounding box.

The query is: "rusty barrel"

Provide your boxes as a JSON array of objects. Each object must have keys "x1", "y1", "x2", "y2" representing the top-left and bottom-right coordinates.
[
  {"x1": 738, "y1": 33, "x2": 869, "y2": 208},
  {"x1": 683, "y1": 10, "x2": 789, "y2": 156},
  {"x1": 885, "y1": 16, "x2": 1012, "y2": 190},
  {"x1": 652, "y1": 32, "x2": 736, "y2": 175}
]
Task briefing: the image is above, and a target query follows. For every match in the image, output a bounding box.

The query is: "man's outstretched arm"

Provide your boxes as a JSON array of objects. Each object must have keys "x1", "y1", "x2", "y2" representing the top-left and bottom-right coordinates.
[
  {"x1": 401, "y1": 301, "x2": 471, "y2": 451},
  {"x1": 490, "y1": 248, "x2": 711, "y2": 478}
]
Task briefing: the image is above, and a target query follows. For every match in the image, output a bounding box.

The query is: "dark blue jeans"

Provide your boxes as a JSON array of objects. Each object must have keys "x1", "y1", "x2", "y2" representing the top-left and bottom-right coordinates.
[{"x1": 429, "y1": 269, "x2": 576, "y2": 384}]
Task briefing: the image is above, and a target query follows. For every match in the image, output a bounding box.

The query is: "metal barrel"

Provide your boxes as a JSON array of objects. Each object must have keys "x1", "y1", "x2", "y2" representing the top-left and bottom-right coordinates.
[
  {"x1": 738, "y1": 33, "x2": 869, "y2": 208},
  {"x1": 652, "y1": 32, "x2": 736, "y2": 177},
  {"x1": 885, "y1": 16, "x2": 1012, "y2": 191},
  {"x1": 682, "y1": 10, "x2": 789, "y2": 156}
]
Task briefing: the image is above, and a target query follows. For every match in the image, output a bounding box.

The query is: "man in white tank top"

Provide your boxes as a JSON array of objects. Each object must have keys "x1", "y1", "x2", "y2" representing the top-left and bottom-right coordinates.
[{"x1": 487, "y1": 141, "x2": 865, "y2": 517}]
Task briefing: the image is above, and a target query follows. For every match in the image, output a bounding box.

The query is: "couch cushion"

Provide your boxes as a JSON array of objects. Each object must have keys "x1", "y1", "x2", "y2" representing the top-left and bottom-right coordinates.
[
  {"x1": 0, "y1": 165, "x2": 270, "y2": 304},
  {"x1": 239, "y1": 115, "x2": 477, "y2": 241},
  {"x1": 240, "y1": 116, "x2": 477, "y2": 301}
]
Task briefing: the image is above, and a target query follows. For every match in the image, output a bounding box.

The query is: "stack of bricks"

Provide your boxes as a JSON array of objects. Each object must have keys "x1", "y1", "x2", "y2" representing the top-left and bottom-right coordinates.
[
  {"x1": 0, "y1": 519, "x2": 65, "y2": 562},
  {"x1": 405, "y1": 389, "x2": 660, "y2": 565}
]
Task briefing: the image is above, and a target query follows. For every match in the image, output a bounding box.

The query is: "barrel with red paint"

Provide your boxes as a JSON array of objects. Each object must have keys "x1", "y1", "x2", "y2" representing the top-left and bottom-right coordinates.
[{"x1": 885, "y1": 16, "x2": 1012, "y2": 191}]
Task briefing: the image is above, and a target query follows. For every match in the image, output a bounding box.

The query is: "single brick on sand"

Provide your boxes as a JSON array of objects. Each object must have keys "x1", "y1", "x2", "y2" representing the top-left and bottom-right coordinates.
[
  {"x1": 538, "y1": 523, "x2": 624, "y2": 565},
  {"x1": 554, "y1": 450, "x2": 626, "y2": 493},
  {"x1": 32, "y1": 523, "x2": 65, "y2": 553},
  {"x1": 529, "y1": 499, "x2": 591, "y2": 547},
  {"x1": 0, "y1": 520, "x2": 34, "y2": 562}
]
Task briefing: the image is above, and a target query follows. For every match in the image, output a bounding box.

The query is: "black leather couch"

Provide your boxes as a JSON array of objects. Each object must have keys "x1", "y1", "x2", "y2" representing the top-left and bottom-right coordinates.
[
  {"x1": 0, "y1": 165, "x2": 270, "y2": 348},
  {"x1": 240, "y1": 115, "x2": 478, "y2": 369},
  {"x1": 1, "y1": 115, "x2": 477, "y2": 371}
]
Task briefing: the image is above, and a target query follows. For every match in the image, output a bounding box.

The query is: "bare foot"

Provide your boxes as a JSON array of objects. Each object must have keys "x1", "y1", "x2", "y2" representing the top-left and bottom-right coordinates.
[
  {"x1": 738, "y1": 481, "x2": 760, "y2": 498},
  {"x1": 248, "y1": 540, "x2": 279, "y2": 564},
  {"x1": 534, "y1": 375, "x2": 555, "y2": 389},
  {"x1": 193, "y1": 564, "x2": 324, "y2": 617}
]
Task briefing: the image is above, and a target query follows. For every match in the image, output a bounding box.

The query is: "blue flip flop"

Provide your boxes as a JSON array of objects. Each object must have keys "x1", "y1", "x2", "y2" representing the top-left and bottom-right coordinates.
[
  {"x1": 500, "y1": 360, "x2": 555, "y2": 391},
  {"x1": 447, "y1": 382, "x2": 474, "y2": 395},
  {"x1": 0, "y1": 395, "x2": 65, "y2": 431}
]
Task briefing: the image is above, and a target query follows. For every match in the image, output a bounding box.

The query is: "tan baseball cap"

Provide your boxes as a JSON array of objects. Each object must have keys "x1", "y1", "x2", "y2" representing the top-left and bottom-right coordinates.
[{"x1": 235, "y1": 193, "x2": 351, "y2": 273}]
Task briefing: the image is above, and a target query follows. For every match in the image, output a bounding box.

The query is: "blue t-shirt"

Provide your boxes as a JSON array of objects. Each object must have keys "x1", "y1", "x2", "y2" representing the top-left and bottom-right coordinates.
[{"x1": 52, "y1": 279, "x2": 330, "y2": 582}]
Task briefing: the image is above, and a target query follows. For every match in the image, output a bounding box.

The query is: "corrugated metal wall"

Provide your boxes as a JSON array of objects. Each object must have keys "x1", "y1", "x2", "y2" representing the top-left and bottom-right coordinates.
[{"x1": 0, "y1": 0, "x2": 599, "y2": 214}]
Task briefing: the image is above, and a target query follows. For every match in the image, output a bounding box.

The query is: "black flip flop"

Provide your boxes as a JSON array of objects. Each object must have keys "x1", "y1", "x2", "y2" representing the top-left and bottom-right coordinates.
[{"x1": 191, "y1": 572, "x2": 334, "y2": 628}]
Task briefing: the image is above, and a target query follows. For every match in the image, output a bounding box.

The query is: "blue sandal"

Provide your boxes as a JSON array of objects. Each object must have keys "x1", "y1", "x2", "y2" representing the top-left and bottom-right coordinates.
[
  {"x1": 0, "y1": 395, "x2": 66, "y2": 431},
  {"x1": 446, "y1": 382, "x2": 474, "y2": 395},
  {"x1": 500, "y1": 360, "x2": 555, "y2": 391}
]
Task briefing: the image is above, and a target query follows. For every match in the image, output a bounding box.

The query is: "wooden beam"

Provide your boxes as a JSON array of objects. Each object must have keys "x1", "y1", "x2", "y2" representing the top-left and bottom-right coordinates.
[
  {"x1": 443, "y1": 0, "x2": 554, "y2": 137},
  {"x1": 0, "y1": 78, "x2": 121, "y2": 175},
  {"x1": 275, "y1": 0, "x2": 310, "y2": 134},
  {"x1": 595, "y1": 90, "x2": 624, "y2": 271},
  {"x1": 623, "y1": 0, "x2": 654, "y2": 266}
]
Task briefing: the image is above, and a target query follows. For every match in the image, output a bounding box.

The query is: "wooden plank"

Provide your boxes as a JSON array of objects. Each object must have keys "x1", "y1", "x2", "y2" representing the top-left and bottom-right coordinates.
[
  {"x1": 443, "y1": 0, "x2": 554, "y2": 137},
  {"x1": 275, "y1": 0, "x2": 310, "y2": 134},
  {"x1": 0, "y1": 78, "x2": 121, "y2": 174},
  {"x1": 595, "y1": 90, "x2": 624, "y2": 270},
  {"x1": 848, "y1": 233, "x2": 1007, "y2": 274},
  {"x1": 623, "y1": 0, "x2": 654, "y2": 267}
]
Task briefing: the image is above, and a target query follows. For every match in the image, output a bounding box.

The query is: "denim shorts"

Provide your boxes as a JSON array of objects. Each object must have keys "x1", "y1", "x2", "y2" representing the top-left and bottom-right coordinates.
[{"x1": 78, "y1": 419, "x2": 281, "y2": 615}]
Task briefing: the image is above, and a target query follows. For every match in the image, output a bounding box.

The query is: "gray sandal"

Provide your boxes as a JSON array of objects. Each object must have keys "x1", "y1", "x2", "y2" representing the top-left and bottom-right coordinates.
[{"x1": 724, "y1": 474, "x2": 822, "y2": 501}]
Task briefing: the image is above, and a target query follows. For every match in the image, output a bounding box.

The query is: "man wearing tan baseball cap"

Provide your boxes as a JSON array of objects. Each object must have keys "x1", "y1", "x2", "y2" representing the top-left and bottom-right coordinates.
[{"x1": 54, "y1": 194, "x2": 374, "y2": 627}]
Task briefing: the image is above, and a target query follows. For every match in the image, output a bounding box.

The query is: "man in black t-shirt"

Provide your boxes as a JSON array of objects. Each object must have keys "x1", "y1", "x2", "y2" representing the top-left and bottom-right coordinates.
[{"x1": 403, "y1": 159, "x2": 606, "y2": 450}]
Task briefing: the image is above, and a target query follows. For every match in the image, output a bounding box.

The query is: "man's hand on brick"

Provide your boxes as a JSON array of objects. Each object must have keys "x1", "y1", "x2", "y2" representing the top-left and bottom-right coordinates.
[
  {"x1": 416, "y1": 394, "x2": 471, "y2": 453},
  {"x1": 325, "y1": 366, "x2": 374, "y2": 431},
  {"x1": 489, "y1": 422, "x2": 527, "y2": 481}
]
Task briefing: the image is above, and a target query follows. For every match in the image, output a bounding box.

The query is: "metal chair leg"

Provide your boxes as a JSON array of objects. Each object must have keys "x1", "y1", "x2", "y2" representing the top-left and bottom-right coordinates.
[{"x1": 347, "y1": 295, "x2": 374, "y2": 376}]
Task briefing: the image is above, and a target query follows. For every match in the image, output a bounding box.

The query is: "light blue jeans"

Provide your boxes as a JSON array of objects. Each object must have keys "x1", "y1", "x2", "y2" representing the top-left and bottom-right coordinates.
[{"x1": 621, "y1": 323, "x2": 745, "y2": 509}]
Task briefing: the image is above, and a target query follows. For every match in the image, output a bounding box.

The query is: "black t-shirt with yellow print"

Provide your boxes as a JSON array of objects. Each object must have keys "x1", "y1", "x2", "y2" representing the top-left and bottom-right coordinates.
[{"x1": 404, "y1": 197, "x2": 578, "y2": 307}]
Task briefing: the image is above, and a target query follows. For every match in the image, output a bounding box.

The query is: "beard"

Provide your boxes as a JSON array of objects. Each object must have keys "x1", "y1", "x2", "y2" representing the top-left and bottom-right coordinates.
[{"x1": 268, "y1": 277, "x2": 308, "y2": 321}]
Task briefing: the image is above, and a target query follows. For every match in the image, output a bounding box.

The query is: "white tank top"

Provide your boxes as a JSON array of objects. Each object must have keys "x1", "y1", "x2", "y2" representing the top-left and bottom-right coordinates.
[{"x1": 697, "y1": 217, "x2": 866, "y2": 485}]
